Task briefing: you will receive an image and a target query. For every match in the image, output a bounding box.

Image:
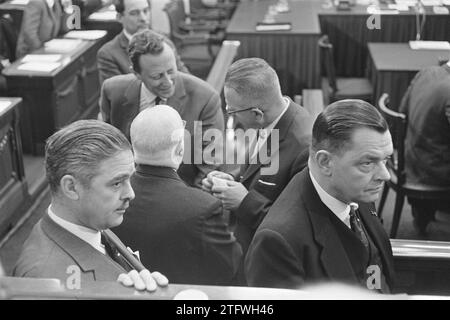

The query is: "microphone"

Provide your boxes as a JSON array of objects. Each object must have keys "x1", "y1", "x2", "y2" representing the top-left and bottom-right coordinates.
[{"x1": 415, "y1": 0, "x2": 426, "y2": 41}]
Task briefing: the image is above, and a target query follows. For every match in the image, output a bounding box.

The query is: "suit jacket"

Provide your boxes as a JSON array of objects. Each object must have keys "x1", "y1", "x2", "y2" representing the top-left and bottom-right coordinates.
[
  {"x1": 97, "y1": 31, "x2": 189, "y2": 86},
  {"x1": 234, "y1": 100, "x2": 312, "y2": 255},
  {"x1": 100, "y1": 73, "x2": 224, "y2": 186},
  {"x1": 245, "y1": 168, "x2": 395, "y2": 291},
  {"x1": 16, "y1": 0, "x2": 67, "y2": 58},
  {"x1": 113, "y1": 165, "x2": 242, "y2": 285},
  {"x1": 13, "y1": 213, "x2": 132, "y2": 283},
  {"x1": 399, "y1": 64, "x2": 450, "y2": 186}
]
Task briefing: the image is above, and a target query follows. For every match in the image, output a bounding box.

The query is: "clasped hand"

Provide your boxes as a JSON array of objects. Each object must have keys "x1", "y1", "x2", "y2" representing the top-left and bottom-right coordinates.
[{"x1": 202, "y1": 171, "x2": 248, "y2": 211}]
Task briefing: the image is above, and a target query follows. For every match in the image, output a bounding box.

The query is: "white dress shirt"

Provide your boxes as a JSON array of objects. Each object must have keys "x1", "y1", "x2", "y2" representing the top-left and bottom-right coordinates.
[
  {"x1": 309, "y1": 171, "x2": 352, "y2": 229},
  {"x1": 139, "y1": 83, "x2": 158, "y2": 113},
  {"x1": 48, "y1": 206, "x2": 106, "y2": 254}
]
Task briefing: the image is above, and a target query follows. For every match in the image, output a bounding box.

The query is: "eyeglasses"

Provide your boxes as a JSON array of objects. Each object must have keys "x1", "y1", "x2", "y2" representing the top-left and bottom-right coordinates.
[{"x1": 226, "y1": 106, "x2": 257, "y2": 115}]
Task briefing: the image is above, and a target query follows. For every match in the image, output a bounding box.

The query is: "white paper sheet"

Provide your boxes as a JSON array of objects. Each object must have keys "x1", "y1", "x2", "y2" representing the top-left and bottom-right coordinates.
[
  {"x1": 18, "y1": 62, "x2": 61, "y2": 72},
  {"x1": 22, "y1": 54, "x2": 62, "y2": 63},
  {"x1": 88, "y1": 10, "x2": 116, "y2": 21},
  {"x1": 9, "y1": 0, "x2": 29, "y2": 5},
  {"x1": 0, "y1": 100, "x2": 12, "y2": 114},
  {"x1": 433, "y1": 5, "x2": 449, "y2": 13},
  {"x1": 409, "y1": 40, "x2": 450, "y2": 50},
  {"x1": 44, "y1": 39, "x2": 83, "y2": 53},
  {"x1": 64, "y1": 30, "x2": 107, "y2": 40}
]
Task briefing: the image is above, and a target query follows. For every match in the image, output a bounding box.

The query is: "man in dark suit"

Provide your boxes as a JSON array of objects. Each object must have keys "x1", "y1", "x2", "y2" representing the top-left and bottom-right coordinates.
[
  {"x1": 100, "y1": 29, "x2": 224, "y2": 187},
  {"x1": 16, "y1": 0, "x2": 72, "y2": 58},
  {"x1": 202, "y1": 58, "x2": 312, "y2": 256},
  {"x1": 245, "y1": 100, "x2": 395, "y2": 292},
  {"x1": 96, "y1": 0, "x2": 187, "y2": 85},
  {"x1": 14, "y1": 120, "x2": 168, "y2": 291},
  {"x1": 114, "y1": 105, "x2": 242, "y2": 285},
  {"x1": 399, "y1": 61, "x2": 450, "y2": 232}
]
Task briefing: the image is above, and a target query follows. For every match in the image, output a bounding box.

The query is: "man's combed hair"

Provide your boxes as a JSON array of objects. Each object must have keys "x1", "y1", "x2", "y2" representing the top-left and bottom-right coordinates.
[
  {"x1": 45, "y1": 120, "x2": 132, "y2": 193},
  {"x1": 224, "y1": 57, "x2": 280, "y2": 100},
  {"x1": 128, "y1": 29, "x2": 165, "y2": 74},
  {"x1": 312, "y1": 99, "x2": 388, "y2": 154},
  {"x1": 114, "y1": 0, "x2": 151, "y2": 15}
]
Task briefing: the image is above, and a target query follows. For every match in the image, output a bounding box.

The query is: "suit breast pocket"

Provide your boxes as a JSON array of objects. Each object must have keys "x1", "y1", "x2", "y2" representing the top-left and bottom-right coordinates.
[{"x1": 254, "y1": 179, "x2": 279, "y2": 200}]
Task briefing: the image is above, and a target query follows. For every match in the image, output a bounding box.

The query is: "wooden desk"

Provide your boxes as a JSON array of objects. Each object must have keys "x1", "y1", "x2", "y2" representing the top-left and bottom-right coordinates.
[
  {"x1": 84, "y1": 4, "x2": 122, "y2": 43},
  {"x1": 0, "y1": 97, "x2": 27, "y2": 238},
  {"x1": 2, "y1": 36, "x2": 107, "y2": 154},
  {"x1": 392, "y1": 239, "x2": 450, "y2": 295},
  {"x1": 319, "y1": 3, "x2": 450, "y2": 77},
  {"x1": 226, "y1": 0, "x2": 321, "y2": 97},
  {"x1": 368, "y1": 42, "x2": 449, "y2": 109}
]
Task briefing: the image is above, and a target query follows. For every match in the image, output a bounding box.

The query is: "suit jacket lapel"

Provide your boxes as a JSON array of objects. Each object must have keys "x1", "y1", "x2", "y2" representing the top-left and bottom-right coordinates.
[
  {"x1": 301, "y1": 170, "x2": 362, "y2": 282},
  {"x1": 166, "y1": 73, "x2": 186, "y2": 115},
  {"x1": 121, "y1": 77, "x2": 141, "y2": 137},
  {"x1": 118, "y1": 32, "x2": 129, "y2": 50},
  {"x1": 240, "y1": 99, "x2": 298, "y2": 183},
  {"x1": 41, "y1": 213, "x2": 127, "y2": 280}
]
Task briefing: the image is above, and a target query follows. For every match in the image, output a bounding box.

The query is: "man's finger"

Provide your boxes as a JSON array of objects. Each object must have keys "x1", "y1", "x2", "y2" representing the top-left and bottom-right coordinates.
[
  {"x1": 129, "y1": 269, "x2": 146, "y2": 291},
  {"x1": 139, "y1": 269, "x2": 157, "y2": 291},
  {"x1": 151, "y1": 271, "x2": 169, "y2": 287},
  {"x1": 117, "y1": 273, "x2": 133, "y2": 287}
]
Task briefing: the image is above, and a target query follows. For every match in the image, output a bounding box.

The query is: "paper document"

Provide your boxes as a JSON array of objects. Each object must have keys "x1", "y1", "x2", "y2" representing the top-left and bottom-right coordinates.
[
  {"x1": 388, "y1": 4, "x2": 410, "y2": 10},
  {"x1": 18, "y1": 62, "x2": 61, "y2": 72},
  {"x1": 9, "y1": 0, "x2": 29, "y2": 5},
  {"x1": 0, "y1": 100, "x2": 12, "y2": 114},
  {"x1": 421, "y1": 0, "x2": 442, "y2": 5},
  {"x1": 22, "y1": 54, "x2": 62, "y2": 63},
  {"x1": 367, "y1": 6, "x2": 400, "y2": 14},
  {"x1": 88, "y1": 10, "x2": 116, "y2": 20},
  {"x1": 433, "y1": 5, "x2": 449, "y2": 13},
  {"x1": 64, "y1": 30, "x2": 107, "y2": 40},
  {"x1": 44, "y1": 39, "x2": 83, "y2": 53},
  {"x1": 256, "y1": 22, "x2": 292, "y2": 31},
  {"x1": 409, "y1": 40, "x2": 450, "y2": 50}
]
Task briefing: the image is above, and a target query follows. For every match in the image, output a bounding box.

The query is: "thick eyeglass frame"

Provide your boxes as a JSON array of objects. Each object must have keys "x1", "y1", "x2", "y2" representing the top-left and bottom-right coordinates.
[{"x1": 226, "y1": 106, "x2": 259, "y2": 115}]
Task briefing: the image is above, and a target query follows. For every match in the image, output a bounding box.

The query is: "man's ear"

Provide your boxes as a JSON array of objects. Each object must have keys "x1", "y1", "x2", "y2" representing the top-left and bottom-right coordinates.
[
  {"x1": 59, "y1": 175, "x2": 81, "y2": 200},
  {"x1": 116, "y1": 12, "x2": 123, "y2": 23},
  {"x1": 253, "y1": 108, "x2": 265, "y2": 125},
  {"x1": 315, "y1": 150, "x2": 333, "y2": 176}
]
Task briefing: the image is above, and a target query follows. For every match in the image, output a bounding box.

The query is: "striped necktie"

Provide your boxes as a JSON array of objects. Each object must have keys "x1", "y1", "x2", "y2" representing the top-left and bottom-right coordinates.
[{"x1": 349, "y1": 203, "x2": 369, "y2": 250}]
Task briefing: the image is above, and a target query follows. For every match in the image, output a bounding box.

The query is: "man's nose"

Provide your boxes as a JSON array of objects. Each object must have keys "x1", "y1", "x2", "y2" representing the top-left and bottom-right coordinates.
[
  {"x1": 122, "y1": 180, "x2": 135, "y2": 201},
  {"x1": 377, "y1": 161, "x2": 391, "y2": 181}
]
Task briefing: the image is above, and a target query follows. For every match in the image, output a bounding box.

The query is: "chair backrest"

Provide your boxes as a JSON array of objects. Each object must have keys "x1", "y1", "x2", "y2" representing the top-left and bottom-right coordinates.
[
  {"x1": 378, "y1": 93, "x2": 408, "y2": 186},
  {"x1": 206, "y1": 40, "x2": 240, "y2": 92},
  {"x1": 163, "y1": 0, "x2": 187, "y2": 48},
  {"x1": 318, "y1": 35, "x2": 337, "y2": 94},
  {"x1": 0, "y1": 13, "x2": 18, "y2": 62}
]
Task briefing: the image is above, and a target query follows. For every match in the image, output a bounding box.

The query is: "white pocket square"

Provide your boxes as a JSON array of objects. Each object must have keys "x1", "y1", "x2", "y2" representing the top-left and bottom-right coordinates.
[{"x1": 258, "y1": 179, "x2": 276, "y2": 186}]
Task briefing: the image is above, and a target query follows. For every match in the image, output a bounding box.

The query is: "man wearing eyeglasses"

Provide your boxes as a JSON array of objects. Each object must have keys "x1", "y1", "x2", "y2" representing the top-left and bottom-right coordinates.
[
  {"x1": 100, "y1": 29, "x2": 224, "y2": 188},
  {"x1": 201, "y1": 58, "x2": 313, "y2": 268}
]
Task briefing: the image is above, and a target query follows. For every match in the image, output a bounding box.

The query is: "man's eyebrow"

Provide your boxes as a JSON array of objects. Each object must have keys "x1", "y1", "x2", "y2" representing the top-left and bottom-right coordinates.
[{"x1": 109, "y1": 173, "x2": 132, "y2": 182}]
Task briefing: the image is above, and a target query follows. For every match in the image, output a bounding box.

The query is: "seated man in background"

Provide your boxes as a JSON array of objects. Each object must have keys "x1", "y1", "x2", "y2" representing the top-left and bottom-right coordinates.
[
  {"x1": 16, "y1": 0, "x2": 73, "y2": 58},
  {"x1": 97, "y1": 0, "x2": 188, "y2": 85},
  {"x1": 202, "y1": 58, "x2": 312, "y2": 257},
  {"x1": 13, "y1": 120, "x2": 168, "y2": 292},
  {"x1": 100, "y1": 29, "x2": 224, "y2": 187},
  {"x1": 245, "y1": 100, "x2": 395, "y2": 292},
  {"x1": 114, "y1": 105, "x2": 242, "y2": 285},
  {"x1": 399, "y1": 59, "x2": 450, "y2": 233}
]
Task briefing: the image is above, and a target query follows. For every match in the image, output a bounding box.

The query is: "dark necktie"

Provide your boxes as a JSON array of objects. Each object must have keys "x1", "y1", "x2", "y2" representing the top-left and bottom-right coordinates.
[
  {"x1": 154, "y1": 97, "x2": 167, "y2": 105},
  {"x1": 349, "y1": 203, "x2": 369, "y2": 250}
]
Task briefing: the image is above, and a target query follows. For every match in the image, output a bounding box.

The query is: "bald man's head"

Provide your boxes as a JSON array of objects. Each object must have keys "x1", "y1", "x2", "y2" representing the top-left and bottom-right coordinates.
[{"x1": 130, "y1": 105, "x2": 185, "y2": 168}]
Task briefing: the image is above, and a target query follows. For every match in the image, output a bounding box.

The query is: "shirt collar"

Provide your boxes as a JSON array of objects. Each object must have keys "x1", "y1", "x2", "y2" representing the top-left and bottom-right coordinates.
[
  {"x1": 309, "y1": 170, "x2": 351, "y2": 227},
  {"x1": 123, "y1": 29, "x2": 134, "y2": 42},
  {"x1": 258, "y1": 96, "x2": 289, "y2": 139},
  {"x1": 47, "y1": 205, "x2": 106, "y2": 254}
]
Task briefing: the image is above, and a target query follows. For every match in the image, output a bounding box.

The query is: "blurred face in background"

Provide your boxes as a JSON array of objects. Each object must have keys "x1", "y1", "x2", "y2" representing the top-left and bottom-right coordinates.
[{"x1": 118, "y1": 0, "x2": 151, "y2": 35}]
